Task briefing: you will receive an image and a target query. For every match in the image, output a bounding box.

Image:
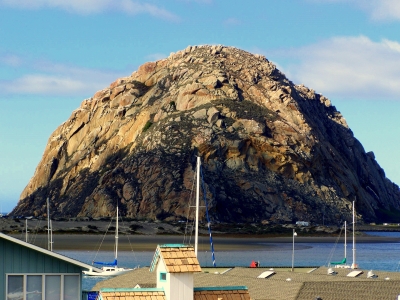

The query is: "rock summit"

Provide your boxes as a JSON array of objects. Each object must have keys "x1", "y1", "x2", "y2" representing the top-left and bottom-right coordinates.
[{"x1": 12, "y1": 45, "x2": 400, "y2": 224}]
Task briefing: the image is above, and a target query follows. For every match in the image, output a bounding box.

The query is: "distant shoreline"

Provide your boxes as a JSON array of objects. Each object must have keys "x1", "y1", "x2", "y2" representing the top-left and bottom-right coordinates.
[
  {"x1": 9, "y1": 233, "x2": 400, "y2": 252},
  {"x1": 3, "y1": 217, "x2": 400, "y2": 251}
]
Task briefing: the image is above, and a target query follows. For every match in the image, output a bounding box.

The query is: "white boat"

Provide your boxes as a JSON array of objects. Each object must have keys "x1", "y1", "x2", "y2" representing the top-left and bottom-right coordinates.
[
  {"x1": 83, "y1": 265, "x2": 134, "y2": 277},
  {"x1": 83, "y1": 205, "x2": 136, "y2": 276},
  {"x1": 331, "y1": 221, "x2": 350, "y2": 269},
  {"x1": 330, "y1": 201, "x2": 357, "y2": 269}
]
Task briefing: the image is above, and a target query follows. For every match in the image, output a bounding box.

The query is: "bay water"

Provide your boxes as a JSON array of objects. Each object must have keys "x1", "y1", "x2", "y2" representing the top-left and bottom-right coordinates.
[{"x1": 59, "y1": 231, "x2": 400, "y2": 290}]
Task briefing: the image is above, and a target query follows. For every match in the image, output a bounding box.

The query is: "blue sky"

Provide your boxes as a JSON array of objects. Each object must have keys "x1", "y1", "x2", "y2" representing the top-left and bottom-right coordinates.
[{"x1": 1, "y1": 0, "x2": 400, "y2": 212}]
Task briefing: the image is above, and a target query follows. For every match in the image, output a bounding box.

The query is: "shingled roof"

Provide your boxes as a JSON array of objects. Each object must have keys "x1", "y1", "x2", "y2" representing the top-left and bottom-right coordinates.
[
  {"x1": 97, "y1": 288, "x2": 166, "y2": 300},
  {"x1": 93, "y1": 266, "x2": 400, "y2": 300},
  {"x1": 194, "y1": 286, "x2": 251, "y2": 300},
  {"x1": 150, "y1": 244, "x2": 201, "y2": 273},
  {"x1": 296, "y1": 281, "x2": 400, "y2": 300},
  {"x1": 97, "y1": 286, "x2": 251, "y2": 300}
]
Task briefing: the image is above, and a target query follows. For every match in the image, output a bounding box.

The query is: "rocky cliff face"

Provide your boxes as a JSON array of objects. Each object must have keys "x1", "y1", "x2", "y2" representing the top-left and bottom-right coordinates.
[{"x1": 12, "y1": 45, "x2": 400, "y2": 224}]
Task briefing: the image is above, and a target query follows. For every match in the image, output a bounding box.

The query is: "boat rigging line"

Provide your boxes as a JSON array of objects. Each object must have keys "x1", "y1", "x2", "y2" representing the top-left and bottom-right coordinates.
[{"x1": 183, "y1": 157, "x2": 217, "y2": 267}]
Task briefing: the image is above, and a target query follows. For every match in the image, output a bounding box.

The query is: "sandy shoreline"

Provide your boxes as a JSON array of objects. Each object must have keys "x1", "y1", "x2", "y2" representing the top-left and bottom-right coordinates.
[
  {"x1": 10, "y1": 233, "x2": 400, "y2": 252},
  {"x1": 4, "y1": 218, "x2": 400, "y2": 252}
]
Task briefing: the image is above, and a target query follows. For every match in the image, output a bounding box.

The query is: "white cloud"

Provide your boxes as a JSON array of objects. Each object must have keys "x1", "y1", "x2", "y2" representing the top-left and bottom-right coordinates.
[
  {"x1": 0, "y1": 53, "x2": 23, "y2": 67},
  {"x1": 309, "y1": 0, "x2": 400, "y2": 21},
  {"x1": 0, "y1": 0, "x2": 109, "y2": 13},
  {"x1": 119, "y1": 0, "x2": 180, "y2": 21},
  {"x1": 368, "y1": 0, "x2": 400, "y2": 21},
  {"x1": 0, "y1": 60, "x2": 125, "y2": 97},
  {"x1": 275, "y1": 36, "x2": 400, "y2": 99},
  {"x1": 0, "y1": 0, "x2": 180, "y2": 21},
  {"x1": 4, "y1": 74, "x2": 87, "y2": 95}
]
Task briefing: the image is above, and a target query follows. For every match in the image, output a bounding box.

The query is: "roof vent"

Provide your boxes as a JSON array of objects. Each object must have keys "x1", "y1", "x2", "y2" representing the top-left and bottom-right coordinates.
[
  {"x1": 327, "y1": 268, "x2": 337, "y2": 275},
  {"x1": 257, "y1": 271, "x2": 276, "y2": 279},
  {"x1": 367, "y1": 270, "x2": 378, "y2": 278}
]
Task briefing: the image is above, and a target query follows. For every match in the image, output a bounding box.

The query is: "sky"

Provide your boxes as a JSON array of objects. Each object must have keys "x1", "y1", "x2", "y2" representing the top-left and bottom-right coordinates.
[{"x1": 1, "y1": 0, "x2": 400, "y2": 212}]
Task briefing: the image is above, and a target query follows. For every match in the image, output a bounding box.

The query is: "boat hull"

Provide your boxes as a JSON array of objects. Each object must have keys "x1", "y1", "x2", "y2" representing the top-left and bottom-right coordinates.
[{"x1": 83, "y1": 267, "x2": 134, "y2": 276}]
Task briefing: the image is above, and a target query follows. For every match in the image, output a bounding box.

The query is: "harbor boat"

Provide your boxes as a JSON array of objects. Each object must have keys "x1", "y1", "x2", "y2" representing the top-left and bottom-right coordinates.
[
  {"x1": 83, "y1": 264, "x2": 134, "y2": 277},
  {"x1": 83, "y1": 205, "x2": 136, "y2": 276},
  {"x1": 330, "y1": 221, "x2": 350, "y2": 268},
  {"x1": 329, "y1": 201, "x2": 357, "y2": 269}
]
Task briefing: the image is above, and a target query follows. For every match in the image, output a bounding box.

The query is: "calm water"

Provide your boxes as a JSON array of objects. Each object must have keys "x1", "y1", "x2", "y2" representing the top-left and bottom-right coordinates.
[{"x1": 59, "y1": 231, "x2": 400, "y2": 290}]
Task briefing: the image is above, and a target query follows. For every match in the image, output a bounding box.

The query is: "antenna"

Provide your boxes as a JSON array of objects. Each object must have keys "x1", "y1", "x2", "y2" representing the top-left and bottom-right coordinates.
[{"x1": 195, "y1": 156, "x2": 200, "y2": 256}]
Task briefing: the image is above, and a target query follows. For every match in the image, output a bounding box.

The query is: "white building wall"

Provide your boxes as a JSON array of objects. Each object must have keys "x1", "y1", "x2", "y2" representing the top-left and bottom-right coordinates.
[
  {"x1": 155, "y1": 260, "x2": 193, "y2": 300},
  {"x1": 156, "y1": 260, "x2": 168, "y2": 293},
  {"x1": 168, "y1": 272, "x2": 193, "y2": 300}
]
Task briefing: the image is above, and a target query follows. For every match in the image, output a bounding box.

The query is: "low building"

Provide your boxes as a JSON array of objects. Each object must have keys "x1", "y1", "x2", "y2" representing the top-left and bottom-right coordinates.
[
  {"x1": 0, "y1": 232, "x2": 101, "y2": 299},
  {"x1": 96, "y1": 244, "x2": 251, "y2": 300},
  {"x1": 296, "y1": 221, "x2": 309, "y2": 226},
  {"x1": 94, "y1": 264, "x2": 400, "y2": 300}
]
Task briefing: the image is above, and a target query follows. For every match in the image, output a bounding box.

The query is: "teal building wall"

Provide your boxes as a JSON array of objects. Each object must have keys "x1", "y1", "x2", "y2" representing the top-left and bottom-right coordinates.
[{"x1": 0, "y1": 237, "x2": 83, "y2": 298}]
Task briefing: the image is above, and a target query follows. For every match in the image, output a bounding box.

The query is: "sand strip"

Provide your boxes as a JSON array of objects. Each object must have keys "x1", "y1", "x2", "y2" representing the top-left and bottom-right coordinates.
[{"x1": 10, "y1": 234, "x2": 400, "y2": 252}]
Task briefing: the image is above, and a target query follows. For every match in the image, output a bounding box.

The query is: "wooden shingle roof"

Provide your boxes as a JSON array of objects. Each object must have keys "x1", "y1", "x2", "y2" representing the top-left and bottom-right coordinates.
[
  {"x1": 150, "y1": 244, "x2": 201, "y2": 273},
  {"x1": 97, "y1": 282, "x2": 250, "y2": 300},
  {"x1": 98, "y1": 288, "x2": 166, "y2": 300},
  {"x1": 194, "y1": 286, "x2": 251, "y2": 300}
]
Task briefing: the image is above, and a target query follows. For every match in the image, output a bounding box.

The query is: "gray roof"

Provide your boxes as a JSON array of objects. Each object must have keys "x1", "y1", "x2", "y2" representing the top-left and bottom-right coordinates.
[
  {"x1": 297, "y1": 281, "x2": 400, "y2": 300},
  {"x1": 93, "y1": 267, "x2": 155, "y2": 290},
  {"x1": 92, "y1": 266, "x2": 400, "y2": 300}
]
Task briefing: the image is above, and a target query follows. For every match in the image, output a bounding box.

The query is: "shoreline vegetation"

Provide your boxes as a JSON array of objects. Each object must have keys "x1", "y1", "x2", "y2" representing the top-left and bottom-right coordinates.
[{"x1": 2, "y1": 218, "x2": 400, "y2": 251}]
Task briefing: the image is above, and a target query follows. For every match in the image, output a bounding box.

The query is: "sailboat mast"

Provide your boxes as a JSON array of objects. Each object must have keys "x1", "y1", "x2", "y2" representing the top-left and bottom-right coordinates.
[
  {"x1": 116, "y1": 205, "x2": 119, "y2": 262},
  {"x1": 351, "y1": 201, "x2": 357, "y2": 269},
  {"x1": 25, "y1": 219, "x2": 28, "y2": 243},
  {"x1": 50, "y1": 219, "x2": 53, "y2": 251},
  {"x1": 47, "y1": 198, "x2": 50, "y2": 251},
  {"x1": 195, "y1": 156, "x2": 200, "y2": 257},
  {"x1": 344, "y1": 221, "x2": 347, "y2": 261}
]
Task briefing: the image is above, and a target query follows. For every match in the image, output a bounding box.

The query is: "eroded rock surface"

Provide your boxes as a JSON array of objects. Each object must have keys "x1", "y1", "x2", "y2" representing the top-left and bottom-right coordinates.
[{"x1": 12, "y1": 45, "x2": 400, "y2": 224}]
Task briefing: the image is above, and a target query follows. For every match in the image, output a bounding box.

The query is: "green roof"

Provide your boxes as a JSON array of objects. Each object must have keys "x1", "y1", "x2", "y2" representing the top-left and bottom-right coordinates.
[
  {"x1": 159, "y1": 244, "x2": 189, "y2": 248},
  {"x1": 194, "y1": 286, "x2": 248, "y2": 291},
  {"x1": 100, "y1": 288, "x2": 164, "y2": 292}
]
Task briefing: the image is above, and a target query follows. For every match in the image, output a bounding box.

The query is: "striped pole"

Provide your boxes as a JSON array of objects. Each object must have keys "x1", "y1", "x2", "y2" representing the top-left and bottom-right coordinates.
[{"x1": 200, "y1": 166, "x2": 216, "y2": 267}]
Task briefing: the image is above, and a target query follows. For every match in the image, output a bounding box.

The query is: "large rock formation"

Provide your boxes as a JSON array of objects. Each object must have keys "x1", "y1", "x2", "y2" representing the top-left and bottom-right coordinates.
[{"x1": 12, "y1": 45, "x2": 400, "y2": 224}]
